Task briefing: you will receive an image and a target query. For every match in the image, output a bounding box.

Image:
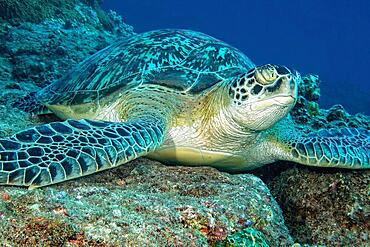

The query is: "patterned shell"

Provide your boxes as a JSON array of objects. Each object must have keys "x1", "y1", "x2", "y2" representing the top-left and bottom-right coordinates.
[{"x1": 38, "y1": 29, "x2": 255, "y2": 106}]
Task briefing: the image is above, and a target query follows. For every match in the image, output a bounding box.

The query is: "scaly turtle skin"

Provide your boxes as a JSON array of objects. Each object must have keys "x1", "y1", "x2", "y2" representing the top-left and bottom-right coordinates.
[{"x1": 3, "y1": 29, "x2": 369, "y2": 188}]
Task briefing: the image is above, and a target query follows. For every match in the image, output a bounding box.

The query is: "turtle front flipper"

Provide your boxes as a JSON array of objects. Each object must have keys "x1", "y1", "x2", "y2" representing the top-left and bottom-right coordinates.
[
  {"x1": 272, "y1": 127, "x2": 369, "y2": 169},
  {"x1": 0, "y1": 119, "x2": 164, "y2": 188}
]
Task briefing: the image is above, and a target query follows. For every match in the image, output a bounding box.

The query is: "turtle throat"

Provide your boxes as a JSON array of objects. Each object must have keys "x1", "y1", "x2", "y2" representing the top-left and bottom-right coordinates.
[{"x1": 197, "y1": 85, "x2": 259, "y2": 152}]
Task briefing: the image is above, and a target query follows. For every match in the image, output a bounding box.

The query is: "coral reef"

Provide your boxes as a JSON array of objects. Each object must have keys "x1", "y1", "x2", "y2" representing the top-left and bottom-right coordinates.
[
  {"x1": 291, "y1": 74, "x2": 369, "y2": 130},
  {"x1": 0, "y1": 0, "x2": 134, "y2": 108},
  {"x1": 0, "y1": 0, "x2": 115, "y2": 31},
  {"x1": 0, "y1": 159, "x2": 293, "y2": 246},
  {"x1": 1, "y1": 0, "x2": 77, "y2": 24}
]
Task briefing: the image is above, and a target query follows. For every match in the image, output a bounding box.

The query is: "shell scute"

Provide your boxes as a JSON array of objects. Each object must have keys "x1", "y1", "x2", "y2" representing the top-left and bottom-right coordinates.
[{"x1": 37, "y1": 29, "x2": 255, "y2": 107}]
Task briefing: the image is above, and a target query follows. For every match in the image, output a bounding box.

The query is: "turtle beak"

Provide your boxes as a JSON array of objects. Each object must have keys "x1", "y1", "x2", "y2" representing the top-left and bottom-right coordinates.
[{"x1": 290, "y1": 70, "x2": 300, "y2": 100}]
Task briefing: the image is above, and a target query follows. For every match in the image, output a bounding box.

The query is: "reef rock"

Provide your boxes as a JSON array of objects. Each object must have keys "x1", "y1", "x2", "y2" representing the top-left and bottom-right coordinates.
[
  {"x1": 0, "y1": 159, "x2": 293, "y2": 246},
  {"x1": 269, "y1": 167, "x2": 369, "y2": 246}
]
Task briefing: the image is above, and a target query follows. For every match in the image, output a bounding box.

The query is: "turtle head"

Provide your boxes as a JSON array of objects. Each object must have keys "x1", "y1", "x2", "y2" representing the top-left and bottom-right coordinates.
[{"x1": 227, "y1": 64, "x2": 300, "y2": 131}]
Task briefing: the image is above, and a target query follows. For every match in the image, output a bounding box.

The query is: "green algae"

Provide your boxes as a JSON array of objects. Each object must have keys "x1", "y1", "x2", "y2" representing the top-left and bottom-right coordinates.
[{"x1": 217, "y1": 228, "x2": 270, "y2": 247}]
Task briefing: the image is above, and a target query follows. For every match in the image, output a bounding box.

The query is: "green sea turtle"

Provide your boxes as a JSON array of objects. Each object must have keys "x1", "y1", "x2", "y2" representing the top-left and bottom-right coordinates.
[{"x1": 3, "y1": 29, "x2": 369, "y2": 188}]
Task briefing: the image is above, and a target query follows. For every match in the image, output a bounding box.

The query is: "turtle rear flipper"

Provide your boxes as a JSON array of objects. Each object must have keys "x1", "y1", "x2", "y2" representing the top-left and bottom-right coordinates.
[
  {"x1": 273, "y1": 127, "x2": 369, "y2": 169},
  {"x1": 13, "y1": 92, "x2": 51, "y2": 115},
  {"x1": 0, "y1": 119, "x2": 164, "y2": 188}
]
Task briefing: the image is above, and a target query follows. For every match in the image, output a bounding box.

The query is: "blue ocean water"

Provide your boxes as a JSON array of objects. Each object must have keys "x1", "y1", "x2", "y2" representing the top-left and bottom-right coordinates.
[{"x1": 103, "y1": 0, "x2": 370, "y2": 115}]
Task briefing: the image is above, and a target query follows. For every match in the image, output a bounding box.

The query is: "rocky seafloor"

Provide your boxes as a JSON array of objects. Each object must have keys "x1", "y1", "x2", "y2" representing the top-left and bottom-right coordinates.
[{"x1": 0, "y1": 1, "x2": 369, "y2": 246}]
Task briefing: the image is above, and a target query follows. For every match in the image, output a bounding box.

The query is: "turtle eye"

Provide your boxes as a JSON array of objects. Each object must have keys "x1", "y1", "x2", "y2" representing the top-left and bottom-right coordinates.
[{"x1": 255, "y1": 64, "x2": 278, "y2": 85}]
